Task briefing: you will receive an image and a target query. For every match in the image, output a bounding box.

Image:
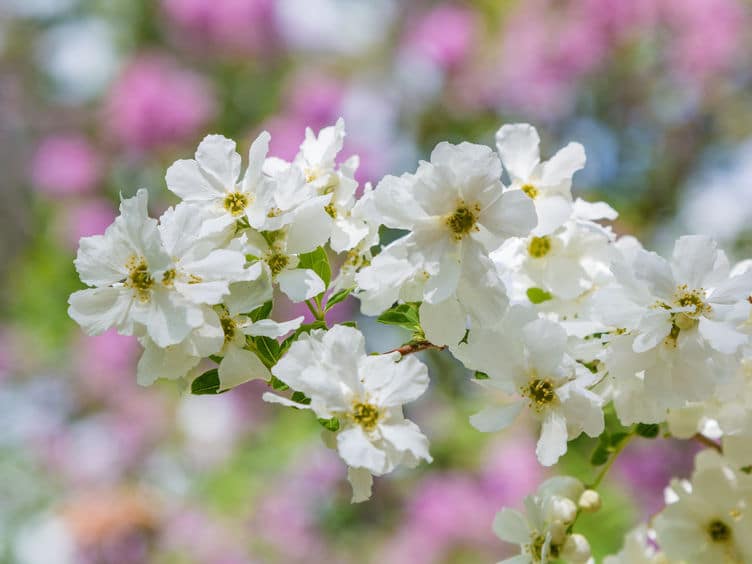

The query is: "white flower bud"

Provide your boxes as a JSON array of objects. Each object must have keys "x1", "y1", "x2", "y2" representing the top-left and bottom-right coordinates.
[
  {"x1": 548, "y1": 495, "x2": 578, "y2": 525},
  {"x1": 549, "y1": 520, "x2": 568, "y2": 546},
  {"x1": 578, "y1": 489, "x2": 601, "y2": 512},
  {"x1": 562, "y1": 533, "x2": 592, "y2": 563}
]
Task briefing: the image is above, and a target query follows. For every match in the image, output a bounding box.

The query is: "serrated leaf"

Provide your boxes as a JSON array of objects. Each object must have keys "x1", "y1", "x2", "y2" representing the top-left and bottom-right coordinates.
[
  {"x1": 191, "y1": 369, "x2": 223, "y2": 395},
  {"x1": 527, "y1": 287, "x2": 553, "y2": 304},
  {"x1": 250, "y1": 301, "x2": 273, "y2": 322},
  {"x1": 377, "y1": 302, "x2": 421, "y2": 331},
  {"x1": 324, "y1": 287, "x2": 353, "y2": 312},
  {"x1": 297, "y1": 247, "x2": 331, "y2": 288},
  {"x1": 635, "y1": 423, "x2": 660, "y2": 439},
  {"x1": 318, "y1": 417, "x2": 340, "y2": 432}
]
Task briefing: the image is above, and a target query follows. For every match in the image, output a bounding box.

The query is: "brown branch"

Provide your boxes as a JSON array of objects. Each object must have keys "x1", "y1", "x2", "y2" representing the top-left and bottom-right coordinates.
[
  {"x1": 388, "y1": 340, "x2": 446, "y2": 356},
  {"x1": 692, "y1": 433, "x2": 722, "y2": 453}
]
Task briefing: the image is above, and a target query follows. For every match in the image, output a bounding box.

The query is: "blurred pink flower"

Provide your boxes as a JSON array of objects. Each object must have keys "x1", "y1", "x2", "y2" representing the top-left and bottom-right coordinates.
[
  {"x1": 62, "y1": 198, "x2": 116, "y2": 250},
  {"x1": 285, "y1": 72, "x2": 344, "y2": 128},
  {"x1": 31, "y1": 134, "x2": 102, "y2": 197},
  {"x1": 105, "y1": 55, "x2": 215, "y2": 151},
  {"x1": 404, "y1": 4, "x2": 478, "y2": 70},
  {"x1": 661, "y1": 0, "x2": 745, "y2": 83},
  {"x1": 74, "y1": 329, "x2": 139, "y2": 395},
  {"x1": 162, "y1": 0, "x2": 275, "y2": 54}
]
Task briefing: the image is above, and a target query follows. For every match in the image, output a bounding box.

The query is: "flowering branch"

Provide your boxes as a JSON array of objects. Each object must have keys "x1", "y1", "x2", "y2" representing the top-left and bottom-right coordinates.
[
  {"x1": 388, "y1": 340, "x2": 446, "y2": 356},
  {"x1": 691, "y1": 433, "x2": 722, "y2": 453}
]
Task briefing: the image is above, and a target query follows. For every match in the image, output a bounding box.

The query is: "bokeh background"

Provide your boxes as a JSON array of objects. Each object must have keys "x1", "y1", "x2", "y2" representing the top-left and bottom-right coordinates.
[{"x1": 1, "y1": 0, "x2": 751, "y2": 562}]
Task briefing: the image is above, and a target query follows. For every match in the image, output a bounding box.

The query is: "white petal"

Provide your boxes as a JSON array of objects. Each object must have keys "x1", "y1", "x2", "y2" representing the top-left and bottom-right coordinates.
[
  {"x1": 536, "y1": 410, "x2": 568, "y2": 466},
  {"x1": 493, "y1": 508, "x2": 531, "y2": 544},
  {"x1": 359, "y1": 354, "x2": 429, "y2": 406},
  {"x1": 379, "y1": 419, "x2": 432, "y2": 463},
  {"x1": 218, "y1": 346, "x2": 270, "y2": 391},
  {"x1": 262, "y1": 391, "x2": 312, "y2": 409},
  {"x1": 277, "y1": 268, "x2": 326, "y2": 302},
  {"x1": 540, "y1": 142, "x2": 586, "y2": 188},
  {"x1": 523, "y1": 319, "x2": 568, "y2": 374},
  {"x1": 532, "y1": 195, "x2": 572, "y2": 236},
  {"x1": 495, "y1": 123, "x2": 540, "y2": 181},
  {"x1": 470, "y1": 402, "x2": 523, "y2": 432},
  {"x1": 243, "y1": 316, "x2": 304, "y2": 338},
  {"x1": 419, "y1": 299, "x2": 466, "y2": 348},
  {"x1": 671, "y1": 235, "x2": 722, "y2": 288},
  {"x1": 137, "y1": 341, "x2": 199, "y2": 385},
  {"x1": 141, "y1": 290, "x2": 203, "y2": 347},
  {"x1": 632, "y1": 311, "x2": 672, "y2": 353},
  {"x1": 633, "y1": 249, "x2": 675, "y2": 299},
  {"x1": 195, "y1": 134, "x2": 241, "y2": 189},
  {"x1": 285, "y1": 197, "x2": 333, "y2": 254},
  {"x1": 423, "y1": 251, "x2": 461, "y2": 304},
  {"x1": 242, "y1": 131, "x2": 270, "y2": 192},
  {"x1": 347, "y1": 466, "x2": 373, "y2": 503},
  {"x1": 175, "y1": 280, "x2": 230, "y2": 305},
  {"x1": 698, "y1": 317, "x2": 747, "y2": 354},
  {"x1": 68, "y1": 287, "x2": 133, "y2": 336},
  {"x1": 165, "y1": 159, "x2": 223, "y2": 201},
  {"x1": 482, "y1": 189, "x2": 537, "y2": 240},
  {"x1": 336, "y1": 426, "x2": 387, "y2": 475}
]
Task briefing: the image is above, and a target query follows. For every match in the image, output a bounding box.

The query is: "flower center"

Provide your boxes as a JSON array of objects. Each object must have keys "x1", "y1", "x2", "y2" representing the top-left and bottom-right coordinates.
[
  {"x1": 324, "y1": 202, "x2": 337, "y2": 218},
  {"x1": 162, "y1": 268, "x2": 177, "y2": 287},
  {"x1": 528, "y1": 236, "x2": 551, "y2": 258},
  {"x1": 223, "y1": 191, "x2": 249, "y2": 216},
  {"x1": 523, "y1": 378, "x2": 557, "y2": 411},
  {"x1": 125, "y1": 256, "x2": 154, "y2": 302},
  {"x1": 673, "y1": 285, "x2": 711, "y2": 318},
  {"x1": 529, "y1": 532, "x2": 559, "y2": 561},
  {"x1": 521, "y1": 184, "x2": 539, "y2": 199},
  {"x1": 220, "y1": 312, "x2": 237, "y2": 344},
  {"x1": 265, "y1": 251, "x2": 290, "y2": 277},
  {"x1": 445, "y1": 201, "x2": 479, "y2": 240},
  {"x1": 351, "y1": 401, "x2": 380, "y2": 431},
  {"x1": 707, "y1": 519, "x2": 732, "y2": 543}
]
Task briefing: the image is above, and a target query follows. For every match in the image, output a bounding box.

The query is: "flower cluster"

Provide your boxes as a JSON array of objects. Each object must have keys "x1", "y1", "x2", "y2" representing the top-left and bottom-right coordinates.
[{"x1": 69, "y1": 120, "x2": 752, "y2": 561}]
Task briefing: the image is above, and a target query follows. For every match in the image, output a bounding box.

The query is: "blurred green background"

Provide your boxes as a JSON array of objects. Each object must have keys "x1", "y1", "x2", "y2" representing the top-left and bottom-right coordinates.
[{"x1": 1, "y1": 0, "x2": 749, "y2": 562}]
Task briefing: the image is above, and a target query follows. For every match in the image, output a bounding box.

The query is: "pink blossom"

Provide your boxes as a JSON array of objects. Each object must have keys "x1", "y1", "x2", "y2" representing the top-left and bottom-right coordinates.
[
  {"x1": 62, "y1": 199, "x2": 116, "y2": 250},
  {"x1": 105, "y1": 54, "x2": 215, "y2": 151},
  {"x1": 162, "y1": 0, "x2": 275, "y2": 54},
  {"x1": 403, "y1": 4, "x2": 478, "y2": 70},
  {"x1": 31, "y1": 134, "x2": 102, "y2": 197}
]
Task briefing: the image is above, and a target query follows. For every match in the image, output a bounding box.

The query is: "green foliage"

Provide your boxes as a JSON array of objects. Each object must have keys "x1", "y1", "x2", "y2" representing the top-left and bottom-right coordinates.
[
  {"x1": 474, "y1": 371, "x2": 490, "y2": 380},
  {"x1": 325, "y1": 287, "x2": 353, "y2": 312},
  {"x1": 635, "y1": 423, "x2": 660, "y2": 438},
  {"x1": 191, "y1": 369, "x2": 224, "y2": 395},
  {"x1": 290, "y1": 391, "x2": 311, "y2": 405},
  {"x1": 253, "y1": 336, "x2": 281, "y2": 368},
  {"x1": 318, "y1": 417, "x2": 340, "y2": 432},
  {"x1": 526, "y1": 287, "x2": 553, "y2": 304},
  {"x1": 249, "y1": 300, "x2": 273, "y2": 321},
  {"x1": 377, "y1": 302, "x2": 421, "y2": 332},
  {"x1": 297, "y1": 247, "x2": 331, "y2": 289}
]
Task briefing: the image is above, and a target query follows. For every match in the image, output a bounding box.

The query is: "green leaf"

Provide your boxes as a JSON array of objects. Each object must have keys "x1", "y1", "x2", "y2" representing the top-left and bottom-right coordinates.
[
  {"x1": 324, "y1": 287, "x2": 353, "y2": 312},
  {"x1": 635, "y1": 423, "x2": 660, "y2": 439},
  {"x1": 250, "y1": 301, "x2": 273, "y2": 322},
  {"x1": 474, "y1": 371, "x2": 490, "y2": 380},
  {"x1": 340, "y1": 321, "x2": 358, "y2": 328},
  {"x1": 377, "y1": 302, "x2": 421, "y2": 331},
  {"x1": 590, "y1": 444, "x2": 610, "y2": 466},
  {"x1": 191, "y1": 369, "x2": 223, "y2": 395},
  {"x1": 290, "y1": 391, "x2": 311, "y2": 405},
  {"x1": 254, "y1": 336, "x2": 281, "y2": 368},
  {"x1": 297, "y1": 247, "x2": 331, "y2": 288},
  {"x1": 610, "y1": 431, "x2": 631, "y2": 448},
  {"x1": 269, "y1": 375, "x2": 289, "y2": 391},
  {"x1": 318, "y1": 417, "x2": 340, "y2": 432},
  {"x1": 527, "y1": 287, "x2": 553, "y2": 304}
]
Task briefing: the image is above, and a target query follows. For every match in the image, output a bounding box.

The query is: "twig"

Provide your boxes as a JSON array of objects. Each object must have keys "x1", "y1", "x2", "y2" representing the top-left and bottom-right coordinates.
[
  {"x1": 388, "y1": 341, "x2": 446, "y2": 356},
  {"x1": 692, "y1": 433, "x2": 722, "y2": 452}
]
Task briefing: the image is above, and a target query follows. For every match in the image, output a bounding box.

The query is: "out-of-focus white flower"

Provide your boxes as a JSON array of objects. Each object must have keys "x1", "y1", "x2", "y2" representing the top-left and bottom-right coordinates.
[{"x1": 604, "y1": 525, "x2": 667, "y2": 564}]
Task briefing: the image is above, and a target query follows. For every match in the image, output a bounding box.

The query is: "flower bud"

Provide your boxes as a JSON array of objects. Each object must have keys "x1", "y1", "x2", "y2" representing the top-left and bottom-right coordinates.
[
  {"x1": 549, "y1": 520, "x2": 568, "y2": 545},
  {"x1": 578, "y1": 489, "x2": 601, "y2": 512},
  {"x1": 548, "y1": 496, "x2": 578, "y2": 525},
  {"x1": 562, "y1": 533, "x2": 592, "y2": 563}
]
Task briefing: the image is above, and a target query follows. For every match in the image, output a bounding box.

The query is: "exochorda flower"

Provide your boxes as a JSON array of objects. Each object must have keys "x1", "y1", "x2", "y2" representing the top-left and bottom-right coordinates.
[
  {"x1": 496, "y1": 123, "x2": 586, "y2": 235},
  {"x1": 263, "y1": 325, "x2": 432, "y2": 502},
  {"x1": 455, "y1": 312, "x2": 604, "y2": 466},
  {"x1": 356, "y1": 140, "x2": 536, "y2": 345}
]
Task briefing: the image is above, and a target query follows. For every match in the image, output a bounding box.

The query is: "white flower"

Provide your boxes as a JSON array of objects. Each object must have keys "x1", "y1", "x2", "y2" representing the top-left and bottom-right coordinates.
[
  {"x1": 263, "y1": 325, "x2": 432, "y2": 501},
  {"x1": 243, "y1": 229, "x2": 326, "y2": 302},
  {"x1": 357, "y1": 140, "x2": 536, "y2": 344},
  {"x1": 594, "y1": 235, "x2": 751, "y2": 413},
  {"x1": 456, "y1": 313, "x2": 604, "y2": 466},
  {"x1": 654, "y1": 450, "x2": 752, "y2": 563},
  {"x1": 604, "y1": 525, "x2": 667, "y2": 564},
  {"x1": 69, "y1": 189, "x2": 203, "y2": 347},
  {"x1": 494, "y1": 476, "x2": 589, "y2": 564},
  {"x1": 165, "y1": 132, "x2": 298, "y2": 235},
  {"x1": 496, "y1": 123, "x2": 586, "y2": 235}
]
